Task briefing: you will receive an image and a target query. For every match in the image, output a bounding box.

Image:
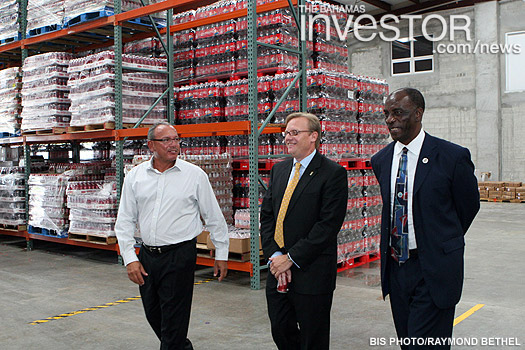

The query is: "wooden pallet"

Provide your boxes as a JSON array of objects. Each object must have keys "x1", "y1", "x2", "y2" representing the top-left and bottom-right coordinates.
[
  {"x1": 67, "y1": 122, "x2": 115, "y2": 133},
  {"x1": 481, "y1": 198, "x2": 524, "y2": 203},
  {"x1": 0, "y1": 224, "x2": 26, "y2": 232},
  {"x1": 122, "y1": 123, "x2": 154, "y2": 129},
  {"x1": 66, "y1": 122, "x2": 154, "y2": 133},
  {"x1": 68, "y1": 233, "x2": 117, "y2": 245},
  {"x1": 23, "y1": 127, "x2": 67, "y2": 135}
]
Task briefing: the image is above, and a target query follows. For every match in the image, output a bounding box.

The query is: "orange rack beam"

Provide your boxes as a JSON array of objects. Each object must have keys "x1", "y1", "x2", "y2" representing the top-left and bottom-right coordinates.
[
  {"x1": 26, "y1": 233, "x2": 119, "y2": 251},
  {"x1": 0, "y1": 228, "x2": 28, "y2": 239}
]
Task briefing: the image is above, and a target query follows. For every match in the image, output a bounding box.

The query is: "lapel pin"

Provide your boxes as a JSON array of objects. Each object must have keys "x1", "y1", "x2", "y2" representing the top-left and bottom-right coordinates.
[
  {"x1": 422, "y1": 158, "x2": 428, "y2": 164},
  {"x1": 310, "y1": 171, "x2": 314, "y2": 176}
]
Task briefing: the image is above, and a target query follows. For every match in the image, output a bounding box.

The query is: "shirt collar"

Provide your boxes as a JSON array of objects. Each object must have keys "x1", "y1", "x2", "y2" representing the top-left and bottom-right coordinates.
[
  {"x1": 146, "y1": 156, "x2": 180, "y2": 174},
  {"x1": 394, "y1": 129, "x2": 425, "y2": 157},
  {"x1": 294, "y1": 149, "x2": 316, "y2": 169}
]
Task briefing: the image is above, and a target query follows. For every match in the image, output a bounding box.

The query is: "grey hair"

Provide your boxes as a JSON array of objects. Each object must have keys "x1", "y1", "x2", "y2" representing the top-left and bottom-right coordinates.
[{"x1": 147, "y1": 122, "x2": 173, "y2": 140}]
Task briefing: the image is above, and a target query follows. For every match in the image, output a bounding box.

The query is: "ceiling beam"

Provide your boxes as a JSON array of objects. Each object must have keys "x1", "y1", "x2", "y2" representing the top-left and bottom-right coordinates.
[
  {"x1": 360, "y1": 0, "x2": 392, "y2": 12},
  {"x1": 391, "y1": 0, "x2": 468, "y2": 16}
]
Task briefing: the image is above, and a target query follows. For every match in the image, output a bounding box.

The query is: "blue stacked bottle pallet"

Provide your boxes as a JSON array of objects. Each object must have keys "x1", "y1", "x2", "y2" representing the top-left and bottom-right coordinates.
[{"x1": 28, "y1": 225, "x2": 68, "y2": 239}]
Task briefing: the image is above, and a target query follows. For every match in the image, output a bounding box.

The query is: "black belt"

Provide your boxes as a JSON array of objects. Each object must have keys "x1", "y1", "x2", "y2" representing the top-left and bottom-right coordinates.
[{"x1": 142, "y1": 239, "x2": 194, "y2": 254}]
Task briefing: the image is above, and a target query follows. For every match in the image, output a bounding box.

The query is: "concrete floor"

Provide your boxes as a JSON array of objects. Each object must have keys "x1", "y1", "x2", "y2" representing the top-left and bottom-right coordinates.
[{"x1": 1, "y1": 202, "x2": 524, "y2": 350}]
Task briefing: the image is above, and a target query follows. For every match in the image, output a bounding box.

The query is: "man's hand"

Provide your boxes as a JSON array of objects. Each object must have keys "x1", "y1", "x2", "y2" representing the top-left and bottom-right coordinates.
[
  {"x1": 277, "y1": 269, "x2": 292, "y2": 287},
  {"x1": 214, "y1": 260, "x2": 228, "y2": 282},
  {"x1": 269, "y1": 254, "x2": 293, "y2": 277},
  {"x1": 126, "y1": 261, "x2": 148, "y2": 286}
]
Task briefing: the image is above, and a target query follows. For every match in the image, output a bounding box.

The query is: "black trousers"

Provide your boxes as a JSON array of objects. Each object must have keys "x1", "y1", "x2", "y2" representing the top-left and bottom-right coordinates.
[
  {"x1": 138, "y1": 240, "x2": 196, "y2": 350},
  {"x1": 389, "y1": 255, "x2": 455, "y2": 350},
  {"x1": 266, "y1": 272, "x2": 334, "y2": 350}
]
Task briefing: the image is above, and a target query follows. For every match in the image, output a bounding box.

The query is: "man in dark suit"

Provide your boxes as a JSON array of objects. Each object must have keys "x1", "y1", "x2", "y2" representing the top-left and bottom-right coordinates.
[
  {"x1": 371, "y1": 88, "x2": 480, "y2": 349},
  {"x1": 260, "y1": 112, "x2": 348, "y2": 350}
]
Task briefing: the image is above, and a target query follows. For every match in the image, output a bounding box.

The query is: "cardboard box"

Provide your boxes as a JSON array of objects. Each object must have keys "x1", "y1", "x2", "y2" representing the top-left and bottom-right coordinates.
[
  {"x1": 479, "y1": 190, "x2": 489, "y2": 198},
  {"x1": 504, "y1": 187, "x2": 517, "y2": 192},
  {"x1": 207, "y1": 235, "x2": 262, "y2": 254},
  {"x1": 489, "y1": 181, "x2": 505, "y2": 186},
  {"x1": 502, "y1": 193, "x2": 516, "y2": 200},
  {"x1": 488, "y1": 190, "x2": 501, "y2": 199},
  {"x1": 515, "y1": 187, "x2": 525, "y2": 193},
  {"x1": 197, "y1": 231, "x2": 209, "y2": 245},
  {"x1": 504, "y1": 182, "x2": 522, "y2": 187}
]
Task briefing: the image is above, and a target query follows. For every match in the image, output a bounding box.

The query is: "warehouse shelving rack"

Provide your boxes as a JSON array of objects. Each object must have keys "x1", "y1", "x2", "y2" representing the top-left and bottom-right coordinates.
[{"x1": 0, "y1": 0, "x2": 309, "y2": 289}]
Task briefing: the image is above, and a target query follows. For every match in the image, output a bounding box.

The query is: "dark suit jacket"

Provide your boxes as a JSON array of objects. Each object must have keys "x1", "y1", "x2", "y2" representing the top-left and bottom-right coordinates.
[
  {"x1": 371, "y1": 133, "x2": 480, "y2": 309},
  {"x1": 260, "y1": 152, "x2": 348, "y2": 295}
]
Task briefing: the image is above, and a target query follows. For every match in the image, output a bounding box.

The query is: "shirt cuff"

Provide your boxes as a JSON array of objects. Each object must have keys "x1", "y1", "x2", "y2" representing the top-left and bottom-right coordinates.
[
  {"x1": 122, "y1": 250, "x2": 139, "y2": 266},
  {"x1": 287, "y1": 253, "x2": 300, "y2": 268}
]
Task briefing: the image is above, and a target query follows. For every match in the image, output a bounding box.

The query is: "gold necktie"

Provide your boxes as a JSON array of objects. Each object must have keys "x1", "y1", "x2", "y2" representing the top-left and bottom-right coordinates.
[{"x1": 274, "y1": 162, "x2": 302, "y2": 248}]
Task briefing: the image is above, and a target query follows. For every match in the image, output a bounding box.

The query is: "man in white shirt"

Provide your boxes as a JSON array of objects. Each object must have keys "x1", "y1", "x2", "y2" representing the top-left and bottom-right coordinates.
[{"x1": 115, "y1": 122, "x2": 229, "y2": 350}]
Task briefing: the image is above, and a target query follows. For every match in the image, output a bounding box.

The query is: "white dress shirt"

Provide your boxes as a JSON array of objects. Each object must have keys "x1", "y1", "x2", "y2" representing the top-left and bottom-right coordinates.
[
  {"x1": 390, "y1": 129, "x2": 425, "y2": 250},
  {"x1": 115, "y1": 157, "x2": 229, "y2": 266},
  {"x1": 287, "y1": 149, "x2": 317, "y2": 184}
]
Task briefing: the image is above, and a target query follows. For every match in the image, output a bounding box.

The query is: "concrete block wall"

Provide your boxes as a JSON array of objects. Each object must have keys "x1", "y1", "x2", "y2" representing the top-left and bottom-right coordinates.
[
  {"x1": 499, "y1": 0, "x2": 525, "y2": 181},
  {"x1": 348, "y1": 0, "x2": 525, "y2": 181}
]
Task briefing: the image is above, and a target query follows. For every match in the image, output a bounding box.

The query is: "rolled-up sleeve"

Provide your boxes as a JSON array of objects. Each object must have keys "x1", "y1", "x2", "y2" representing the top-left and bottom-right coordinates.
[
  {"x1": 115, "y1": 172, "x2": 140, "y2": 266},
  {"x1": 196, "y1": 171, "x2": 229, "y2": 260}
]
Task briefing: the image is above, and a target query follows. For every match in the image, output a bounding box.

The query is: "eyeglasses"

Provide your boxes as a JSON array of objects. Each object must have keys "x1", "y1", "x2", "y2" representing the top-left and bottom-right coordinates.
[
  {"x1": 149, "y1": 137, "x2": 181, "y2": 144},
  {"x1": 283, "y1": 130, "x2": 312, "y2": 137}
]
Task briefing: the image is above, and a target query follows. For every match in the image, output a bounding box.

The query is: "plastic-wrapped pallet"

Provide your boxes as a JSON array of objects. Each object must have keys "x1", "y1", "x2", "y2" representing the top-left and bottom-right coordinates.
[
  {"x1": 307, "y1": 69, "x2": 360, "y2": 160},
  {"x1": 356, "y1": 76, "x2": 390, "y2": 158},
  {"x1": 0, "y1": 67, "x2": 22, "y2": 135},
  {"x1": 223, "y1": 76, "x2": 273, "y2": 123},
  {"x1": 178, "y1": 153, "x2": 234, "y2": 225},
  {"x1": 0, "y1": 0, "x2": 19, "y2": 42},
  {"x1": 66, "y1": 180, "x2": 117, "y2": 238},
  {"x1": 64, "y1": 0, "x2": 166, "y2": 28},
  {"x1": 28, "y1": 173, "x2": 70, "y2": 236},
  {"x1": 67, "y1": 50, "x2": 168, "y2": 127},
  {"x1": 307, "y1": 0, "x2": 349, "y2": 73},
  {"x1": 0, "y1": 166, "x2": 25, "y2": 227},
  {"x1": 20, "y1": 52, "x2": 73, "y2": 133},
  {"x1": 28, "y1": 163, "x2": 109, "y2": 236},
  {"x1": 27, "y1": 0, "x2": 65, "y2": 33},
  {"x1": 177, "y1": 81, "x2": 224, "y2": 125}
]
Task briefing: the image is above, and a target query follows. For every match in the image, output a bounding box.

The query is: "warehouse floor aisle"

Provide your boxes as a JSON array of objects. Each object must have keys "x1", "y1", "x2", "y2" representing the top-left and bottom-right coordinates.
[{"x1": 1, "y1": 202, "x2": 523, "y2": 350}]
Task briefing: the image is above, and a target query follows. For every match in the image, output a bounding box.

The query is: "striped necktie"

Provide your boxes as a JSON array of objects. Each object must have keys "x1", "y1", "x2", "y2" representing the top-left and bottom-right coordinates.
[{"x1": 274, "y1": 162, "x2": 302, "y2": 248}]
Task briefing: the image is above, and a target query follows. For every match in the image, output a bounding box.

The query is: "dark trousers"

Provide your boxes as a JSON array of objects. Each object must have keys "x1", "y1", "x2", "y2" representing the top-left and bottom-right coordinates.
[
  {"x1": 266, "y1": 272, "x2": 334, "y2": 350},
  {"x1": 138, "y1": 240, "x2": 197, "y2": 350},
  {"x1": 389, "y1": 255, "x2": 455, "y2": 350}
]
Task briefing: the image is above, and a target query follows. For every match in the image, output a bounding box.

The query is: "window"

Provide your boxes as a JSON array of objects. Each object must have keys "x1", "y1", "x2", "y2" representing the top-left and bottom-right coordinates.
[
  {"x1": 391, "y1": 36, "x2": 433, "y2": 75},
  {"x1": 505, "y1": 31, "x2": 525, "y2": 92}
]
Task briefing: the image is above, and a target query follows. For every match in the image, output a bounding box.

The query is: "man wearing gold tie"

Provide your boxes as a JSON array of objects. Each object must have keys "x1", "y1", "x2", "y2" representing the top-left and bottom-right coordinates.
[{"x1": 260, "y1": 112, "x2": 348, "y2": 350}]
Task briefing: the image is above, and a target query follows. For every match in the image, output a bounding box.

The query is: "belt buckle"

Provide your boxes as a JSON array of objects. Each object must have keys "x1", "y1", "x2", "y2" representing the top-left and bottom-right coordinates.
[{"x1": 150, "y1": 246, "x2": 161, "y2": 254}]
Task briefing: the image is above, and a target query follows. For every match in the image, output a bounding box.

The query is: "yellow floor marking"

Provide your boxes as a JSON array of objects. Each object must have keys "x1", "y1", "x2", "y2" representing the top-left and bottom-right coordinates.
[
  {"x1": 30, "y1": 278, "x2": 215, "y2": 325},
  {"x1": 454, "y1": 304, "x2": 485, "y2": 326}
]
